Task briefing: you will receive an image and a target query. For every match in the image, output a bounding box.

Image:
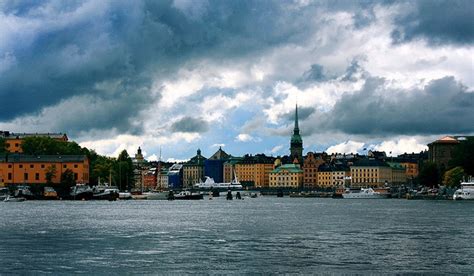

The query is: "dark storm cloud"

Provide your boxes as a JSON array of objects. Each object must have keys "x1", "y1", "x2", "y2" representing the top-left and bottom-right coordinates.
[
  {"x1": 302, "y1": 64, "x2": 327, "y2": 82},
  {"x1": 391, "y1": 0, "x2": 474, "y2": 45},
  {"x1": 308, "y1": 76, "x2": 474, "y2": 135},
  {"x1": 170, "y1": 117, "x2": 209, "y2": 133},
  {"x1": 282, "y1": 106, "x2": 316, "y2": 122},
  {"x1": 0, "y1": 0, "x2": 317, "y2": 133}
]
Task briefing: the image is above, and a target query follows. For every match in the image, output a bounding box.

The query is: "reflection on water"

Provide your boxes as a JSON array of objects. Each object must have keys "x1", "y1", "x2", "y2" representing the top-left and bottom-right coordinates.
[{"x1": 0, "y1": 198, "x2": 473, "y2": 274}]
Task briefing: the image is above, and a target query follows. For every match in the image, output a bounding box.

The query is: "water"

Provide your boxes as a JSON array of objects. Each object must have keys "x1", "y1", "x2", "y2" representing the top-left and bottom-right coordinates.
[{"x1": 1, "y1": 197, "x2": 473, "y2": 274}]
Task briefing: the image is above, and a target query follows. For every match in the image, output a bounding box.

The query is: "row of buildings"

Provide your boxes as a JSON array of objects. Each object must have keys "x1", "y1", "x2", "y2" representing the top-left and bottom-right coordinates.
[
  {"x1": 133, "y1": 106, "x2": 436, "y2": 190},
  {"x1": 1, "y1": 105, "x2": 469, "y2": 190}
]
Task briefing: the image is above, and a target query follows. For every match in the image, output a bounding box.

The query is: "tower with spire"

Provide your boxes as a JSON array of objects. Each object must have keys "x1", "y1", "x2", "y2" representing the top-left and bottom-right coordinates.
[{"x1": 290, "y1": 104, "x2": 303, "y2": 165}]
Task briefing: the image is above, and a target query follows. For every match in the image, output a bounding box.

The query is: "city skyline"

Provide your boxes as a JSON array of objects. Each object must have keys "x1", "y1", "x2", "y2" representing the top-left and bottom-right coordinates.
[{"x1": 0, "y1": 1, "x2": 473, "y2": 161}]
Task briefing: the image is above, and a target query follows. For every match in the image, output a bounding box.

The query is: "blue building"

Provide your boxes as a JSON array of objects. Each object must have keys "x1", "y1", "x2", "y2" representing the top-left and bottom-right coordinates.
[
  {"x1": 167, "y1": 164, "x2": 183, "y2": 189},
  {"x1": 204, "y1": 147, "x2": 230, "y2": 183}
]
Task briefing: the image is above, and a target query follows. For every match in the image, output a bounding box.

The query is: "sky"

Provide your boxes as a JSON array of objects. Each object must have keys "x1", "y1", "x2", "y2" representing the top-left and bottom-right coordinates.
[{"x1": 0, "y1": 0, "x2": 473, "y2": 162}]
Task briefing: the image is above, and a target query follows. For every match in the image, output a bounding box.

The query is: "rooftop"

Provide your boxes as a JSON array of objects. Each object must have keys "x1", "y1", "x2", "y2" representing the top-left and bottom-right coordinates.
[{"x1": 0, "y1": 154, "x2": 87, "y2": 163}]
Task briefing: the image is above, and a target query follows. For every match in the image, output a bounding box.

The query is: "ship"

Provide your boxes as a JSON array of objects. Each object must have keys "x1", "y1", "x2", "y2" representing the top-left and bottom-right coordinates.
[
  {"x1": 342, "y1": 187, "x2": 388, "y2": 199},
  {"x1": 92, "y1": 184, "x2": 119, "y2": 201},
  {"x1": 69, "y1": 183, "x2": 93, "y2": 200},
  {"x1": 453, "y1": 177, "x2": 474, "y2": 200},
  {"x1": 194, "y1": 176, "x2": 243, "y2": 190}
]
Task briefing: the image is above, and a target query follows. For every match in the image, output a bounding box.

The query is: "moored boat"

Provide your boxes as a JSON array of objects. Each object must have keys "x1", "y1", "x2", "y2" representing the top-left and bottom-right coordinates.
[
  {"x1": 174, "y1": 191, "x2": 204, "y2": 200},
  {"x1": 342, "y1": 188, "x2": 387, "y2": 199},
  {"x1": 143, "y1": 191, "x2": 170, "y2": 200},
  {"x1": 69, "y1": 183, "x2": 93, "y2": 200},
  {"x1": 453, "y1": 177, "x2": 474, "y2": 200},
  {"x1": 92, "y1": 184, "x2": 119, "y2": 201},
  {"x1": 3, "y1": 195, "x2": 26, "y2": 202}
]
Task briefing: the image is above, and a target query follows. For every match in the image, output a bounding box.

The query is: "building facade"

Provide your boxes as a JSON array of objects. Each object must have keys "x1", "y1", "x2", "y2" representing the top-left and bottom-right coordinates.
[
  {"x1": 303, "y1": 152, "x2": 325, "y2": 189},
  {"x1": 0, "y1": 154, "x2": 89, "y2": 185},
  {"x1": 350, "y1": 159, "x2": 391, "y2": 188},
  {"x1": 317, "y1": 164, "x2": 350, "y2": 188},
  {"x1": 183, "y1": 149, "x2": 206, "y2": 189},
  {"x1": 269, "y1": 163, "x2": 303, "y2": 189},
  {"x1": 428, "y1": 136, "x2": 460, "y2": 169},
  {"x1": 204, "y1": 147, "x2": 229, "y2": 183},
  {"x1": 168, "y1": 164, "x2": 183, "y2": 189},
  {"x1": 234, "y1": 154, "x2": 274, "y2": 188}
]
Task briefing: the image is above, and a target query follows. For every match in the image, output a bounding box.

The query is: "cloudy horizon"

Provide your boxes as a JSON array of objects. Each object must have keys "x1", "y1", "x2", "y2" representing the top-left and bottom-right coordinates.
[{"x1": 1, "y1": 0, "x2": 473, "y2": 161}]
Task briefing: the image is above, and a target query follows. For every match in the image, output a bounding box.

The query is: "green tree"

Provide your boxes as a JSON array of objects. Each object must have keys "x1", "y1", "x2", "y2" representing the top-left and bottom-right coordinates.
[
  {"x1": 450, "y1": 137, "x2": 474, "y2": 176},
  {"x1": 443, "y1": 166, "x2": 465, "y2": 188},
  {"x1": 115, "y1": 150, "x2": 134, "y2": 191},
  {"x1": 21, "y1": 137, "x2": 86, "y2": 155},
  {"x1": 419, "y1": 162, "x2": 440, "y2": 187},
  {"x1": 60, "y1": 169, "x2": 76, "y2": 188},
  {"x1": 45, "y1": 165, "x2": 57, "y2": 185}
]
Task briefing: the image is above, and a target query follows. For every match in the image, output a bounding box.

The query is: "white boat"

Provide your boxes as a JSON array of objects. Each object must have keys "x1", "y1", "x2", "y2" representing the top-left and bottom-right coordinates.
[
  {"x1": 143, "y1": 191, "x2": 170, "y2": 200},
  {"x1": 3, "y1": 195, "x2": 26, "y2": 202},
  {"x1": 453, "y1": 177, "x2": 474, "y2": 200},
  {"x1": 194, "y1": 176, "x2": 243, "y2": 190},
  {"x1": 0, "y1": 188, "x2": 9, "y2": 201},
  {"x1": 342, "y1": 188, "x2": 387, "y2": 199}
]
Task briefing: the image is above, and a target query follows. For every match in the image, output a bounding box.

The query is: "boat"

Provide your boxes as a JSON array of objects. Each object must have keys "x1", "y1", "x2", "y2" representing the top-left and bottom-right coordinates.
[
  {"x1": 0, "y1": 187, "x2": 9, "y2": 201},
  {"x1": 453, "y1": 177, "x2": 474, "y2": 200},
  {"x1": 3, "y1": 195, "x2": 26, "y2": 202},
  {"x1": 69, "y1": 183, "x2": 93, "y2": 200},
  {"x1": 342, "y1": 188, "x2": 388, "y2": 199},
  {"x1": 194, "y1": 176, "x2": 243, "y2": 191},
  {"x1": 119, "y1": 191, "x2": 133, "y2": 200},
  {"x1": 174, "y1": 191, "x2": 204, "y2": 200},
  {"x1": 43, "y1": 187, "x2": 58, "y2": 200},
  {"x1": 14, "y1": 186, "x2": 36, "y2": 200},
  {"x1": 92, "y1": 184, "x2": 119, "y2": 201},
  {"x1": 143, "y1": 191, "x2": 170, "y2": 200}
]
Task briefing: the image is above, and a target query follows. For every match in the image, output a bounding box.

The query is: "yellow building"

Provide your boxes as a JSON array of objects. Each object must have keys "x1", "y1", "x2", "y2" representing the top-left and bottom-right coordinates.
[
  {"x1": 182, "y1": 149, "x2": 206, "y2": 188},
  {"x1": 0, "y1": 154, "x2": 89, "y2": 185},
  {"x1": 387, "y1": 162, "x2": 407, "y2": 186},
  {"x1": 350, "y1": 159, "x2": 391, "y2": 188},
  {"x1": 317, "y1": 164, "x2": 350, "y2": 188},
  {"x1": 234, "y1": 155, "x2": 274, "y2": 188},
  {"x1": 0, "y1": 131, "x2": 68, "y2": 153},
  {"x1": 223, "y1": 157, "x2": 243, "y2": 183},
  {"x1": 269, "y1": 163, "x2": 303, "y2": 189}
]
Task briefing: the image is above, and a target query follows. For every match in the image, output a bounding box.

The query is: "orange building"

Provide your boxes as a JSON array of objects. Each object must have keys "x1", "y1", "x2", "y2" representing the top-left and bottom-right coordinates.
[
  {"x1": 234, "y1": 154, "x2": 274, "y2": 188},
  {"x1": 0, "y1": 154, "x2": 89, "y2": 186},
  {"x1": 303, "y1": 152, "x2": 325, "y2": 189},
  {"x1": 1, "y1": 131, "x2": 68, "y2": 153}
]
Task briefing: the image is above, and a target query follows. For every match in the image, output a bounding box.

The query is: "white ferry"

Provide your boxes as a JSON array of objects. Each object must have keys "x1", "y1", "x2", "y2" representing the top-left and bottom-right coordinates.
[
  {"x1": 194, "y1": 176, "x2": 243, "y2": 190},
  {"x1": 453, "y1": 177, "x2": 474, "y2": 200},
  {"x1": 342, "y1": 188, "x2": 387, "y2": 199}
]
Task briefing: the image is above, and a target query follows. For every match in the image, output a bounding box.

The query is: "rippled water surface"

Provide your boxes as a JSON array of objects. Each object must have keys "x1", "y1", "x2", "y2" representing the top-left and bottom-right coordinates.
[{"x1": 1, "y1": 197, "x2": 473, "y2": 274}]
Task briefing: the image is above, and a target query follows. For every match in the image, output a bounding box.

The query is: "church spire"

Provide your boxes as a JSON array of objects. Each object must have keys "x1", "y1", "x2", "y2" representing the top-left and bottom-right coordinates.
[{"x1": 294, "y1": 104, "x2": 300, "y2": 135}]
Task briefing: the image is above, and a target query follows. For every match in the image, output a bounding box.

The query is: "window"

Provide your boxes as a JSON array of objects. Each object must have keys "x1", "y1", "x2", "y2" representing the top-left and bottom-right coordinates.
[
  {"x1": 35, "y1": 173, "x2": 40, "y2": 181},
  {"x1": 74, "y1": 164, "x2": 78, "y2": 168},
  {"x1": 19, "y1": 164, "x2": 23, "y2": 168},
  {"x1": 15, "y1": 143, "x2": 19, "y2": 147},
  {"x1": 30, "y1": 164, "x2": 34, "y2": 168},
  {"x1": 41, "y1": 164, "x2": 45, "y2": 169},
  {"x1": 8, "y1": 164, "x2": 12, "y2": 168},
  {"x1": 24, "y1": 173, "x2": 28, "y2": 180},
  {"x1": 63, "y1": 164, "x2": 67, "y2": 169},
  {"x1": 8, "y1": 173, "x2": 12, "y2": 180},
  {"x1": 74, "y1": 173, "x2": 78, "y2": 180}
]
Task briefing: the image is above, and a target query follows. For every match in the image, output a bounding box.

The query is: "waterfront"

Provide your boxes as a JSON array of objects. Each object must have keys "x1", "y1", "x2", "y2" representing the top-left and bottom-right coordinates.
[{"x1": 1, "y1": 198, "x2": 473, "y2": 274}]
